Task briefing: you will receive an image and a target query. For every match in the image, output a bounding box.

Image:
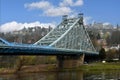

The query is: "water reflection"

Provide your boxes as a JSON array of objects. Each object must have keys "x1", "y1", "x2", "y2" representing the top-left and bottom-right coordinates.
[
  {"x1": 0, "y1": 70, "x2": 120, "y2": 80},
  {"x1": 84, "y1": 71, "x2": 120, "y2": 80},
  {"x1": 56, "y1": 71, "x2": 83, "y2": 80}
]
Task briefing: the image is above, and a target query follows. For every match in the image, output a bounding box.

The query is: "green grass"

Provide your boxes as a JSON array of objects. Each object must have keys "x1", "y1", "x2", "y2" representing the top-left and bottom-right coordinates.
[
  {"x1": 59, "y1": 62, "x2": 120, "y2": 72},
  {"x1": 0, "y1": 62, "x2": 120, "y2": 74},
  {"x1": 0, "y1": 68, "x2": 5, "y2": 72},
  {"x1": 0, "y1": 68, "x2": 16, "y2": 74},
  {"x1": 77, "y1": 62, "x2": 120, "y2": 71}
]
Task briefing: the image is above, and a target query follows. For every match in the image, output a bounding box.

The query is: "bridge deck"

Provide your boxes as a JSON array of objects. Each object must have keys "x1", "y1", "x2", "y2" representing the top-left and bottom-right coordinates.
[
  {"x1": 0, "y1": 36, "x2": 98, "y2": 55},
  {"x1": 0, "y1": 45, "x2": 98, "y2": 55}
]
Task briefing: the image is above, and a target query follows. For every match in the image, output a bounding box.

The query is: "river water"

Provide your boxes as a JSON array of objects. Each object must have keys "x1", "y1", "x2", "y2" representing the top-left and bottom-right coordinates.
[{"x1": 0, "y1": 70, "x2": 120, "y2": 80}]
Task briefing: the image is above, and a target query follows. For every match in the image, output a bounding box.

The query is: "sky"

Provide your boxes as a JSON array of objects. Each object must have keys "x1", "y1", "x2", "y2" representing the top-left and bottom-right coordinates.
[{"x1": 0, "y1": 0, "x2": 120, "y2": 32}]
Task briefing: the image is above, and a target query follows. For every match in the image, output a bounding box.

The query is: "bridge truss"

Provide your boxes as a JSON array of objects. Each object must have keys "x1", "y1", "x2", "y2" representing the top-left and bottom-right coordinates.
[{"x1": 34, "y1": 13, "x2": 97, "y2": 53}]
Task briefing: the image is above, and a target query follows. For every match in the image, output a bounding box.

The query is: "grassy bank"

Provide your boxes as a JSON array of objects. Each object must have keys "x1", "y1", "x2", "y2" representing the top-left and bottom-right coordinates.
[
  {"x1": 78, "y1": 62, "x2": 120, "y2": 71},
  {"x1": 60, "y1": 62, "x2": 120, "y2": 71},
  {"x1": 0, "y1": 68, "x2": 15, "y2": 74},
  {"x1": 0, "y1": 64, "x2": 56, "y2": 74},
  {"x1": 0, "y1": 62, "x2": 120, "y2": 74}
]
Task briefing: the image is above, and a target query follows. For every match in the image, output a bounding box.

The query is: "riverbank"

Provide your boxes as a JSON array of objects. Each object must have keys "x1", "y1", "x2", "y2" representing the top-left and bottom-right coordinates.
[
  {"x1": 0, "y1": 62, "x2": 120, "y2": 74},
  {"x1": 0, "y1": 64, "x2": 56, "y2": 74},
  {"x1": 65, "y1": 62, "x2": 120, "y2": 71}
]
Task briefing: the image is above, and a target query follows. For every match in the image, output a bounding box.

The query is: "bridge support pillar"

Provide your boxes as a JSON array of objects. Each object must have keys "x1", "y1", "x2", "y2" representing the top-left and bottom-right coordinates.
[{"x1": 57, "y1": 54, "x2": 84, "y2": 68}]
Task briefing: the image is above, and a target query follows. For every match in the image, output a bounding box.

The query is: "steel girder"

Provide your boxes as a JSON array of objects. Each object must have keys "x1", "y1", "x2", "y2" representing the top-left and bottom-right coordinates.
[{"x1": 34, "y1": 15, "x2": 97, "y2": 54}]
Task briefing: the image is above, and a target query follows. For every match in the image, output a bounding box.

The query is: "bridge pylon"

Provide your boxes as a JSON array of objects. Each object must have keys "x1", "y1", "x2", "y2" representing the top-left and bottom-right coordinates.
[
  {"x1": 34, "y1": 13, "x2": 98, "y2": 68},
  {"x1": 57, "y1": 54, "x2": 85, "y2": 68},
  {"x1": 34, "y1": 13, "x2": 97, "y2": 54}
]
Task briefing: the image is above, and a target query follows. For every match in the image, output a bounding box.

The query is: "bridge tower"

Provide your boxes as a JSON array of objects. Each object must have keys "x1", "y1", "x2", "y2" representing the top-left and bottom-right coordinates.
[{"x1": 34, "y1": 13, "x2": 97, "y2": 68}]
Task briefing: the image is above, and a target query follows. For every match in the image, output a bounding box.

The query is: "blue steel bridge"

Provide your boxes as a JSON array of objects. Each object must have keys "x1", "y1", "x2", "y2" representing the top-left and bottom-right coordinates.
[{"x1": 0, "y1": 13, "x2": 99, "y2": 56}]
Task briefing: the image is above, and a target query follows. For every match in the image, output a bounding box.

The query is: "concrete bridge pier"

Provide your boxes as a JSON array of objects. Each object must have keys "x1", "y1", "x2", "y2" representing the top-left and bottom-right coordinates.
[{"x1": 57, "y1": 54, "x2": 84, "y2": 68}]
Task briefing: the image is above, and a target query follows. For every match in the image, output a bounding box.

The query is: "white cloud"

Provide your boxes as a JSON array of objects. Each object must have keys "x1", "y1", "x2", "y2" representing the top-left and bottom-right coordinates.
[
  {"x1": 44, "y1": 7, "x2": 72, "y2": 17},
  {"x1": 25, "y1": 1, "x2": 72, "y2": 16},
  {"x1": 25, "y1": 0, "x2": 83, "y2": 17},
  {"x1": 60, "y1": 0, "x2": 83, "y2": 7},
  {"x1": 0, "y1": 21, "x2": 55, "y2": 33},
  {"x1": 74, "y1": 0, "x2": 83, "y2": 6},
  {"x1": 103, "y1": 22, "x2": 110, "y2": 25},
  {"x1": 59, "y1": 0, "x2": 73, "y2": 7},
  {"x1": 84, "y1": 16, "x2": 93, "y2": 25},
  {"x1": 24, "y1": 1, "x2": 53, "y2": 10},
  {"x1": 68, "y1": 12, "x2": 78, "y2": 18}
]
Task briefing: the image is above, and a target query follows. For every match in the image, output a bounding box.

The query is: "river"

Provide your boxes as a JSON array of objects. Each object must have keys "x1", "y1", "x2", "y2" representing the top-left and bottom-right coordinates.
[{"x1": 0, "y1": 70, "x2": 120, "y2": 80}]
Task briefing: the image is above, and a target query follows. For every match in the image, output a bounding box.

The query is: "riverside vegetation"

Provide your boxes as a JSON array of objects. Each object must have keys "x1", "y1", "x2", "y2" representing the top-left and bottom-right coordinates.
[{"x1": 0, "y1": 55, "x2": 120, "y2": 74}]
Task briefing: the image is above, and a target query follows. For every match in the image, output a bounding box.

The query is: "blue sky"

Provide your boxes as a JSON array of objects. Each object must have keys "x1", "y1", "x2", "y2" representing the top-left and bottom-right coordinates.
[{"x1": 0, "y1": 0, "x2": 120, "y2": 32}]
